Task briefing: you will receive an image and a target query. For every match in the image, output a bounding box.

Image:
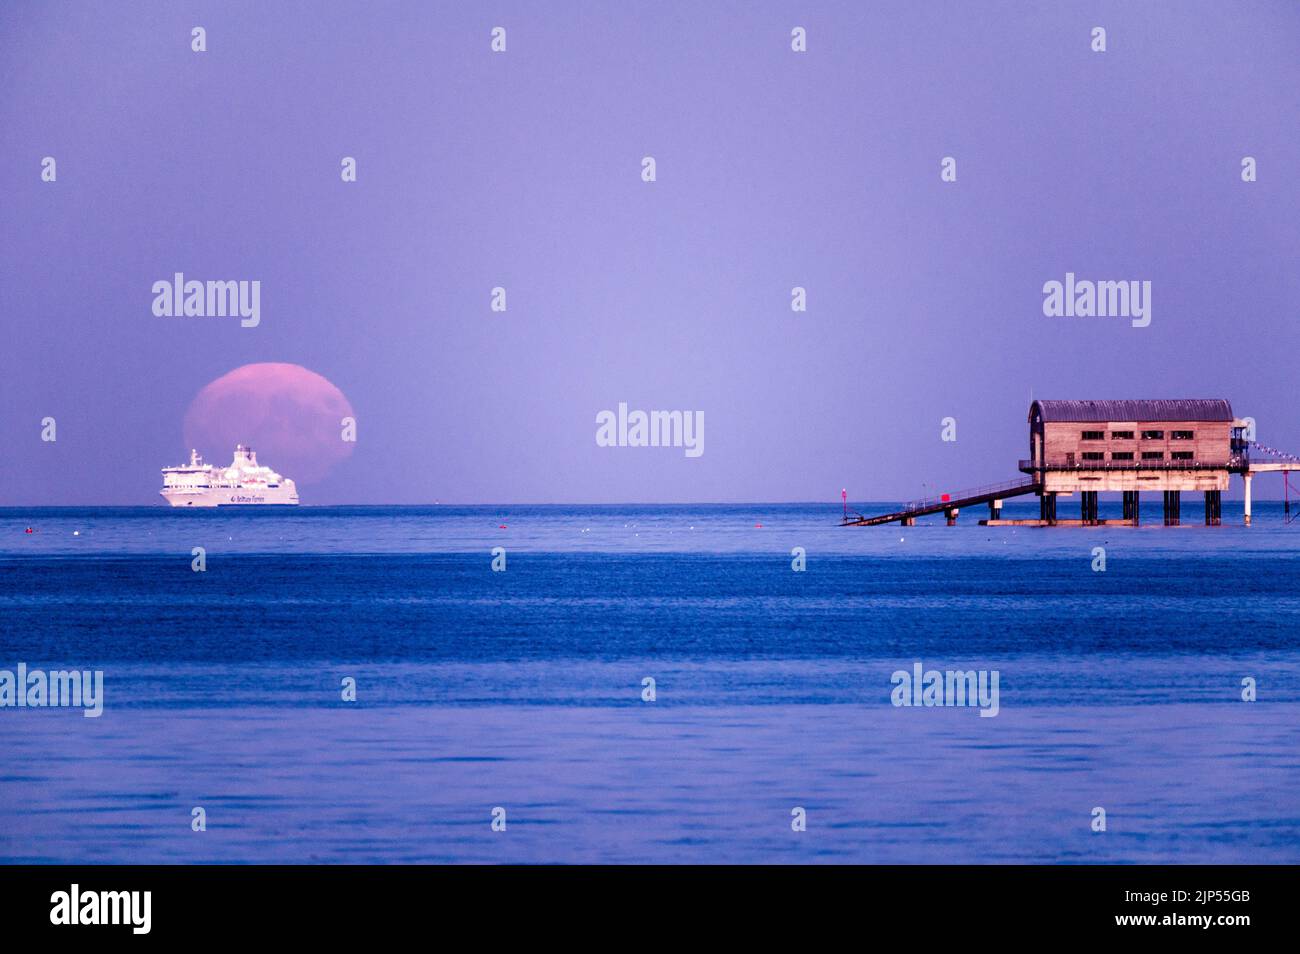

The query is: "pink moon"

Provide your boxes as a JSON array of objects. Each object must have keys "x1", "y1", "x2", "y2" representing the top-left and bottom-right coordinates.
[{"x1": 182, "y1": 363, "x2": 355, "y2": 484}]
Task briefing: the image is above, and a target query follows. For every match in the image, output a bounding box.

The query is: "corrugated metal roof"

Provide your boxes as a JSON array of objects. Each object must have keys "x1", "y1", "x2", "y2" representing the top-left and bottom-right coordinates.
[{"x1": 1030, "y1": 399, "x2": 1234, "y2": 423}]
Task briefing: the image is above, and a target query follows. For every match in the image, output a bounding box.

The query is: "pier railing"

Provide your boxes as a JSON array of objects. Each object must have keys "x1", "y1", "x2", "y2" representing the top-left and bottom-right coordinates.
[
  {"x1": 1245, "y1": 442, "x2": 1300, "y2": 464},
  {"x1": 843, "y1": 476, "x2": 1038, "y2": 526},
  {"x1": 1018, "y1": 458, "x2": 1235, "y2": 473},
  {"x1": 901, "y1": 477, "x2": 1036, "y2": 513}
]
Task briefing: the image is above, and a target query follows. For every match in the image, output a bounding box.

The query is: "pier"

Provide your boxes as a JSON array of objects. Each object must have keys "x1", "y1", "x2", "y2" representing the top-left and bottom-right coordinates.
[{"x1": 843, "y1": 399, "x2": 1298, "y2": 527}]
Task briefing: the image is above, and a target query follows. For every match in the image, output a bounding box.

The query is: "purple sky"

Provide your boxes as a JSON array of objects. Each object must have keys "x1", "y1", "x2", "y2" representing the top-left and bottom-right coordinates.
[{"x1": 3, "y1": 1, "x2": 1298, "y2": 504}]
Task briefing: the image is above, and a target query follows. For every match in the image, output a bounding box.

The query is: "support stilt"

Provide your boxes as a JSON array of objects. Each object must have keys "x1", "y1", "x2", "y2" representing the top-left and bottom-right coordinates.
[
  {"x1": 1244, "y1": 473, "x2": 1253, "y2": 526},
  {"x1": 1204, "y1": 490, "x2": 1221, "y2": 526},
  {"x1": 1122, "y1": 490, "x2": 1140, "y2": 525},
  {"x1": 1080, "y1": 491, "x2": 1099, "y2": 525},
  {"x1": 1163, "y1": 490, "x2": 1181, "y2": 526},
  {"x1": 1040, "y1": 492, "x2": 1057, "y2": 525}
]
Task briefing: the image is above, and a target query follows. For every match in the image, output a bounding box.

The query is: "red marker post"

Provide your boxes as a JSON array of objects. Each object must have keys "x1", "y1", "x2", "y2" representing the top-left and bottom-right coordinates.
[{"x1": 842, "y1": 488, "x2": 847, "y2": 519}]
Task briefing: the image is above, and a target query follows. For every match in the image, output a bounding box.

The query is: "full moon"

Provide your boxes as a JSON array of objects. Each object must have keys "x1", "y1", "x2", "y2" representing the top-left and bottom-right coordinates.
[{"x1": 183, "y1": 363, "x2": 355, "y2": 484}]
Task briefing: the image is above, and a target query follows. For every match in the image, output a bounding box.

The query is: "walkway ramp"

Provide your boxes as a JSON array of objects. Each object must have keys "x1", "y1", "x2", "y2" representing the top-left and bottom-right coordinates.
[
  {"x1": 1243, "y1": 441, "x2": 1300, "y2": 474},
  {"x1": 842, "y1": 477, "x2": 1037, "y2": 526}
]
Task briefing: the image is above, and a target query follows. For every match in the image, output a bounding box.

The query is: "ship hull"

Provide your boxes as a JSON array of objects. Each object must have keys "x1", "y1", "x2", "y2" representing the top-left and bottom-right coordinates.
[{"x1": 161, "y1": 488, "x2": 299, "y2": 507}]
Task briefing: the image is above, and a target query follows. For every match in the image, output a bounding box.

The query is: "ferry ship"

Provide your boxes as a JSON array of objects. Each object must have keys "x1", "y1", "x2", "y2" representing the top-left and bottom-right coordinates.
[{"x1": 160, "y1": 445, "x2": 299, "y2": 507}]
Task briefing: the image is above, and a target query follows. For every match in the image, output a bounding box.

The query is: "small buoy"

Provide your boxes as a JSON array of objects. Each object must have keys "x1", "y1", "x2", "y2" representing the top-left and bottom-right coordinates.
[
  {"x1": 899, "y1": 537, "x2": 905, "y2": 542},
  {"x1": 73, "y1": 530, "x2": 80, "y2": 536},
  {"x1": 499, "y1": 524, "x2": 507, "y2": 529},
  {"x1": 25, "y1": 527, "x2": 34, "y2": 534},
  {"x1": 755, "y1": 523, "x2": 763, "y2": 528}
]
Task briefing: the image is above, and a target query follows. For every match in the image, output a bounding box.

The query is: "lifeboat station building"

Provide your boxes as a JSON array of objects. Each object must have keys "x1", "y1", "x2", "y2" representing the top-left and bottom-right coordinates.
[
  {"x1": 843, "y1": 398, "x2": 1296, "y2": 527},
  {"x1": 1022, "y1": 399, "x2": 1240, "y2": 526}
]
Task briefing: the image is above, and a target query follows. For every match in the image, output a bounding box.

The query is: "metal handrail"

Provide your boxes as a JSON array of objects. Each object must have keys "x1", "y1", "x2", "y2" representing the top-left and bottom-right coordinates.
[
  {"x1": 1018, "y1": 458, "x2": 1233, "y2": 472},
  {"x1": 901, "y1": 476, "x2": 1035, "y2": 512},
  {"x1": 1246, "y1": 441, "x2": 1300, "y2": 463}
]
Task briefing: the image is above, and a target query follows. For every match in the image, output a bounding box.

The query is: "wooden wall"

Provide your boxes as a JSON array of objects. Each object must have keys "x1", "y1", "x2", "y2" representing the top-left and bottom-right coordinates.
[
  {"x1": 1042, "y1": 420, "x2": 1233, "y2": 466},
  {"x1": 1033, "y1": 419, "x2": 1233, "y2": 492}
]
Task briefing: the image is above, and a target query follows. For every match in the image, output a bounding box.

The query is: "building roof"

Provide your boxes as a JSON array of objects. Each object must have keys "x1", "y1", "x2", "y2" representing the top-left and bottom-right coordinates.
[{"x1": 1030, "y1": 399, "x2": 1234, "y2": 423}]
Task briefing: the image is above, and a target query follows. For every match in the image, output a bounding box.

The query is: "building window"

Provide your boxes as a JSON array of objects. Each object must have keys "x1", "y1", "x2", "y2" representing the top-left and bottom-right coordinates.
[
  {"x1": 1171, "y1": 430, "x2": 1194, "y2": 440},
  {"x1": 1082, "y1": 452, "x2": 1105, "y2": 461},
  {"x1": 1111, "y1": 430, "x2": 1134, "y2": 440},
  {"x1": 1112, "y1": 452, "x2": 1134, "y2": 461},
  {"x1": 1171, "y1": 451, "x2": 1194, "y2": 460},
  {"x1": 1142, "y1": 451, "x2": 1165, "y2": 460},
  {"x1": 1081, "y1": 430, "x2": 1105, "y2": 441},
  {"x1": 1141, "y1": 430, "x2": 1164, "y2": 440}
]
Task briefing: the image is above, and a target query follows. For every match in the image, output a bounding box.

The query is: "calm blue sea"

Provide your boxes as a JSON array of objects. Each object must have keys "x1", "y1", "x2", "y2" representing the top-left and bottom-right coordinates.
[{"x1": 2, "y1": 503, "x2": 1299, "y2": 863}]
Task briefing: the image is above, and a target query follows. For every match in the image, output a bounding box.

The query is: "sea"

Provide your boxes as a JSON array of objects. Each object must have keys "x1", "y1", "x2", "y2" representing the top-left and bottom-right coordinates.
[{"x1": 1, "y1": 502, "x2": 1298, "y2": 864}]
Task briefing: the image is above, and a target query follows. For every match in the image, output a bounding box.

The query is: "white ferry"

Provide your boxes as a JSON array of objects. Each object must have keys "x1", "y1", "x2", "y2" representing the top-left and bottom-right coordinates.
[{"x1": 161, "y1": 445, "x2": 299, "y2": 507}]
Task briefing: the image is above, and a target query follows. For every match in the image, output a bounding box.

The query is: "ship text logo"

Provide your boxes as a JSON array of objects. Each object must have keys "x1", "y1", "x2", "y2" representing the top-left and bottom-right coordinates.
[{"x1": 152, "y1": 272, "x2": 260, "y2": 327}]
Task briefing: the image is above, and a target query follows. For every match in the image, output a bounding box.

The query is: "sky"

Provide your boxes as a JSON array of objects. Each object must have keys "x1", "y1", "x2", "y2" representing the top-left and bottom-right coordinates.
[{"x1": 2, "y1": 1, "x2": 1298, "y2": 504}]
